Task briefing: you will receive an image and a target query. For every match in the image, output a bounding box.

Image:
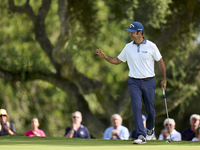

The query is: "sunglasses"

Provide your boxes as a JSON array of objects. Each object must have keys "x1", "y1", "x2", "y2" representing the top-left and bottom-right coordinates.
[
  {"x1": 165, "y1": 124, "x2": 172, "y2": 126},
  {"x1": 73, "y1": 116, "x2": 80, "y2": 119},
  {"x1": 0, "y1": 115, "x2": 7, "y2": 117}
]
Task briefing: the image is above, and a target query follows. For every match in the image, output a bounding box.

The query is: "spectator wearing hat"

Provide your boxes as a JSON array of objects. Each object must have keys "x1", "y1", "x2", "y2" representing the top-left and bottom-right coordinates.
[
  {"x1": 0, "y1": 109, "x2": 16, "y2": 136},
  {"x1": 158, "y1": 118, "x2": 181, "y2": 141},
  {"x1": 103, "y1": 114, "x2": 129, "y2": 140},
  {"x1": 25, "y1": 118, "x2": 46, "y2": 137},
  {"x1": 129, "y1": 115, "x2": 156, "y2": 140},
  {"x1": 181, "y1": 114, "x2": 200, "y2": 141}
]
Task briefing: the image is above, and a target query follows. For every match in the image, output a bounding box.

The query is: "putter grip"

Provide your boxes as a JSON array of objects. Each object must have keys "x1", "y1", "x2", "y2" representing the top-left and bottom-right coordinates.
[{"x1": 162, "y1": 88, "x2": 166, "y2": 98}]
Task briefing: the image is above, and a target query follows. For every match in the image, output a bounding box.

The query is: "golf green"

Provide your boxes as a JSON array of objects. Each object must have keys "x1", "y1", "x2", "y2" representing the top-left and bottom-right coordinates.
[{"x1": 0, "y1": 136, "x2": 199, "y2": 150}]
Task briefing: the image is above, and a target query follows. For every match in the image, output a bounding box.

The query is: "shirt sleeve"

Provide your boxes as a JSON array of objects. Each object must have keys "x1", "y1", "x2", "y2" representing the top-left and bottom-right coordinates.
[
  {"x1": 85, "y1": 127, "x2": 91, "y2": 138},
  {"x1": 120, "y1": 127, "x2": 129, "y2": 140},
  {"x1": 10, "y1": 123, "x2": 17, "y2": 135},
  {"x1": 40, "y1": 130, "x2": 46, "y2": 137},
  {"x1": 24, "y1": 130, "x2": 30, "y2": 136},
  {"x1": 158, "y1": 133, "x2": 164, "y2": 140},
  {"x1": 173, "y1": 132, "x2": 181, "y2": 141},
  {"x1": 103, "y1": 128, "x2": 111, "y2": 140},
  {"x1": 117, "y1": 45, "x2": 127, "y2": 62},
  {"x1": 64, "y1": 127, "x2": 71, "y2": 137},
  {"x1": 152, "y1": 43, "x2": 162, "y2": 61}
]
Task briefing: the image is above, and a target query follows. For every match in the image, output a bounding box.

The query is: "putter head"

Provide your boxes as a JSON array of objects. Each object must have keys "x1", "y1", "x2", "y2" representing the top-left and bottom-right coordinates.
[{"x1": 166, "y1": 139, "x2": 172, "y2": 143}]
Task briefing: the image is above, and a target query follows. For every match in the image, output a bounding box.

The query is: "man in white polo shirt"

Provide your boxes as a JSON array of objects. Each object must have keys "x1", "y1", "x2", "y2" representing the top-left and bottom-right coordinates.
[{"x1": 95, "y1": 21, "x2": 166, "y2": 144}]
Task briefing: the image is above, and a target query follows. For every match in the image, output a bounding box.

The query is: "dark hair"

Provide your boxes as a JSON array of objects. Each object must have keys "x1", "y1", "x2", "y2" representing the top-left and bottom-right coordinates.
[{"x1": 137, "y1": 31, "x2": 143, "y2": 35}]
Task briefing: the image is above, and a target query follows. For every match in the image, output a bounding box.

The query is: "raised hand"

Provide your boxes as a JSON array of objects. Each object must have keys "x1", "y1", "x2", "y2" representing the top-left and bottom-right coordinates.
[{"x1": 95, "y1": 49, "x2": 106, "y2": 58}]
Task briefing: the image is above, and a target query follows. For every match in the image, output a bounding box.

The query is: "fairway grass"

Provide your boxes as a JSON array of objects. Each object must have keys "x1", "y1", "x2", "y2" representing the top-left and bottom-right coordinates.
[{"x1": 0, "y1": 136, "x2": 200, "y2": 150}]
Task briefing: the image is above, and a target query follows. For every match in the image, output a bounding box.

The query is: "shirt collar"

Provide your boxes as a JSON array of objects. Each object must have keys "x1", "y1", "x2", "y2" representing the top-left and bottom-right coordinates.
[
  {"x1": 133, "y1": 37, "x2": 146, "y2": 45},
  {"x1": 113, "y1": 125, "x2": 122, "y2": 129}
]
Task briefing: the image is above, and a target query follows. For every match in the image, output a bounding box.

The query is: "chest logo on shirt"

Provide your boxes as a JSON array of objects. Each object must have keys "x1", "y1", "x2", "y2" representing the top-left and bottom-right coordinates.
[
  {"x1": 142, "y1": 51, "x2": 147, "y2": 53},
  {"x1": 80, "y1": 131, "x2": 84, "y2": 135}
]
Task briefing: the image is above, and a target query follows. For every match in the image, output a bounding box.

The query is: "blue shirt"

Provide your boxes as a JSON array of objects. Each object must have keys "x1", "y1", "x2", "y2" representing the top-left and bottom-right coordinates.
[
  {"x1": 64, "y1": 125, "x2": 91, "y2": 138},
  {"x1": 103, "y1": 125, "x2": 129, "y2": 140},
  {"x1": 181, "y1": 127, "x2": 195, "y2": 141}
]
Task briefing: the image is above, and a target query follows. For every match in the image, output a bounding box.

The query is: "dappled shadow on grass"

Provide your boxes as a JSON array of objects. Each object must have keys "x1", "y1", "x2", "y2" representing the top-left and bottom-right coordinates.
[{"x1": 0, "y1": 136, "x2": 200, "y2": 146}]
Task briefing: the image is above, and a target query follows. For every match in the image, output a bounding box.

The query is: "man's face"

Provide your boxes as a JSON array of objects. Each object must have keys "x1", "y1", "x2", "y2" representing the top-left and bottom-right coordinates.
[
  {"x1": 190, "y1": 117, "x2": 200, "y2": 130},
  {"x1": 72, "y1": 113, "x2": 82, "y2": 124},
  {"x1": 164, "y1": 120, "x2": 175, "y2": 132},
  {"x1": 0, "y1": 114, "x2": 7, "y2": 124},
  {"x1": 129, "y1": 31, "x2": 138, "y2": 40},
  {"x1": 111, "y1": 115, "x2": 122, "y2": 128},
  {"x1": 129, "y1": 31, "x2": 142, "y2": 41}
]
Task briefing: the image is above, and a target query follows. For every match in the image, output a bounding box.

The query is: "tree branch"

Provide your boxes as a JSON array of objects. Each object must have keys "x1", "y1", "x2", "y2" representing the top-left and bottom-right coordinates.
[
  {"x1": 8, "y1": 0, "x2": 61, "y2": 73},
  {"x1": 8, "y1": 0, "x2": 36, "y2": 22},
  {"x1": 34, "y1": 0, "x2": 57, "y2": 69}
]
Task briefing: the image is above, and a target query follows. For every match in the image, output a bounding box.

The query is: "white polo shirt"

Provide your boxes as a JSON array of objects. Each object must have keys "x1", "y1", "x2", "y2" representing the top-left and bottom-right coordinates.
[{"x1": 118, "y1": 38, "x2": 162, "y2": 78}]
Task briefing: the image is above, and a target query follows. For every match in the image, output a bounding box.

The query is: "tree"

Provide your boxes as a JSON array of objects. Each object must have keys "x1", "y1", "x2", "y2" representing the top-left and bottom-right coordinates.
[{"x1": 0, "y1": 0, "x2": 200, "y2": 137}]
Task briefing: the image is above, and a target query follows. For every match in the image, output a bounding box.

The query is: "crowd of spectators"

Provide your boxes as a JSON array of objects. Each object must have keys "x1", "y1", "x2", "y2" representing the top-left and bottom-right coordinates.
[{"x1": 1, "y1": 108, "x2": 200, "y2": 141}]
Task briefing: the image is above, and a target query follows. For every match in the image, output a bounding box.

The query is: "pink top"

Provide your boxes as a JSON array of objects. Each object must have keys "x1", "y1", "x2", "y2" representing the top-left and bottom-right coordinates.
[{"x1": 25, "y1": 129, "x2": 46, "y2": 137}]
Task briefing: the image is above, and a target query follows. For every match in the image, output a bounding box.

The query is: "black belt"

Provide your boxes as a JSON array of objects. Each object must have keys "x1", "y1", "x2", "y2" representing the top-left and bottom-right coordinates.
[{"x1": 131, "y1": 77, "x2": 154, "y2": 81}]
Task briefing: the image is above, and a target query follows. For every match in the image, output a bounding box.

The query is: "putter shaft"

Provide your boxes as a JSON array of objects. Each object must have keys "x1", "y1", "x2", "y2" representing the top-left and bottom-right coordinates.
[{"x1": 162, "y1": 89, "x2": 172, "y2": 142}]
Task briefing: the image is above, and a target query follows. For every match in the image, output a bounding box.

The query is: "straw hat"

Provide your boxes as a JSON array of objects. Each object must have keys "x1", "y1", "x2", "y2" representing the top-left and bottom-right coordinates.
[{"x1": 0, "y1": 109, "x2": 8, "y2": 117}]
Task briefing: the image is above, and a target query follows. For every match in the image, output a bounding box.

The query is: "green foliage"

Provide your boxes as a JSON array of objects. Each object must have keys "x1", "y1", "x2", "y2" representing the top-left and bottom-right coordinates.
[
  {"x1": 1, "y1": 0, "x2": 200, "y2": 138},
  {"x1": 0, "y1": 1, "x2": 54, "y2": 73},
  {"x1": 0, "y1": 78, "x2": 73, "y2": 137}
]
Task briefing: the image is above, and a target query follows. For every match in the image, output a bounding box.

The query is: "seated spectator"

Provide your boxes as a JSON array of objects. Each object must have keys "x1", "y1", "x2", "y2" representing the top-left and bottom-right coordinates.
[
  {"x1": 181, "y1": 114, "x2": 200, "y2": 141},
  {"x1": 64, "y1": 111, "x2": 90, "y2": 138},
  {"x1": 25, "y1": 118, "x2": 46, "y2": 137},
  {"x1": 129, "y1": 115, "x2": 156, "y2": 140},
  {"x1": 103, "y1": 114, "x2": 129, "y2": 140},
  {"x1": 192, "y1": 125, "x2": 200, "y2": 141},
  {"x1": 0, "y1": 109, "x2": 16, "y2": 136},
  {"x1": 158, "y1": 118, "x2": 181, "y2": 141}
]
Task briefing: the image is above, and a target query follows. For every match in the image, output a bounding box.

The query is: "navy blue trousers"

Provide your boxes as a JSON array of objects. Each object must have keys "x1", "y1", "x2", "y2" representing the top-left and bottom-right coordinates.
[{"x1": 128, "y1": 77, "x2": 156, "y2": 138}]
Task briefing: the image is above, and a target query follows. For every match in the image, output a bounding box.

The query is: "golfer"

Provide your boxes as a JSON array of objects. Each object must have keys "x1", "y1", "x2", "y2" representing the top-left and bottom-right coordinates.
[{"x1": 95, "y1": 21, "x2": 166, "y2": 144}]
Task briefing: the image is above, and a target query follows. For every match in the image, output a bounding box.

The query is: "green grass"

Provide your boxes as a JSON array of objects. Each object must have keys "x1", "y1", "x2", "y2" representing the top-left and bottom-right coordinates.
[{"x1": 0, "y1": 136, "x2": 200, "y2": 150}]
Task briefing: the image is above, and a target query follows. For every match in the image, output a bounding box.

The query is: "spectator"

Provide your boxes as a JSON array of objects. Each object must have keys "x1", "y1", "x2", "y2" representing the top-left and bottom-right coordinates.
[
  {"x1": 64, "y1": 111, "x2": 90, "y2": 138},
  {"x1": 181, "y1": 114, "x2": 200, "y2": 141},
  {"x1": 192, "y1": 125, "x2": 200, "y2": 141},
  {"x1": 103, "y1": 114, "x2": 129, "y2": 140},
  {"x1": 129, "y1": 115, "x2": 156, "y2": 140},
  {"x1": 25, "y1": 118, "x2": 46, "y2": 137},
  {"x1": 158, "y1": 118, "x2": 181, "y2": 141},
  {"x1": 0, "y1": 109, "x2": 16, "y2": 136}
]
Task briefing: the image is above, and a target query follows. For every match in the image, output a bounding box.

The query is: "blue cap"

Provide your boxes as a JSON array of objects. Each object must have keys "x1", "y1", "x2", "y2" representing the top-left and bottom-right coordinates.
[
  {"x1": 142, "y1": 115, "x2": 146, "y2": 121},
  {"x1": 126, "y1": 21, "x2": 144, "y2": 33}
]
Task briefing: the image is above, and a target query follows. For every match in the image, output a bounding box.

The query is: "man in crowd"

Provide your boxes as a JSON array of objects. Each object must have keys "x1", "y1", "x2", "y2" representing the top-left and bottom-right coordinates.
[
  {"x1": 181, "y1": 114, "x2": 200, "y2": 140},
  {"x1": 0, "y1": 109, "x2": 16, "y2": 136},
  {"x1": 158, "y1": 118, "x2": 181, "y2": 141},
  {"x1": 64, "y1": 111, "x2": 90, "y2": 138},
  {"x1": 103, "y1": 114, "x2": 129, "y2": 140}
]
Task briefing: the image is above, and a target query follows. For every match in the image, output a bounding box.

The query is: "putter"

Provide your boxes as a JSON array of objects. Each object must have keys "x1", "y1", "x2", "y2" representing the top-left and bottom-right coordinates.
[{"x1": 162, "y1": 88, "x2": 172, "y2": 143}]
